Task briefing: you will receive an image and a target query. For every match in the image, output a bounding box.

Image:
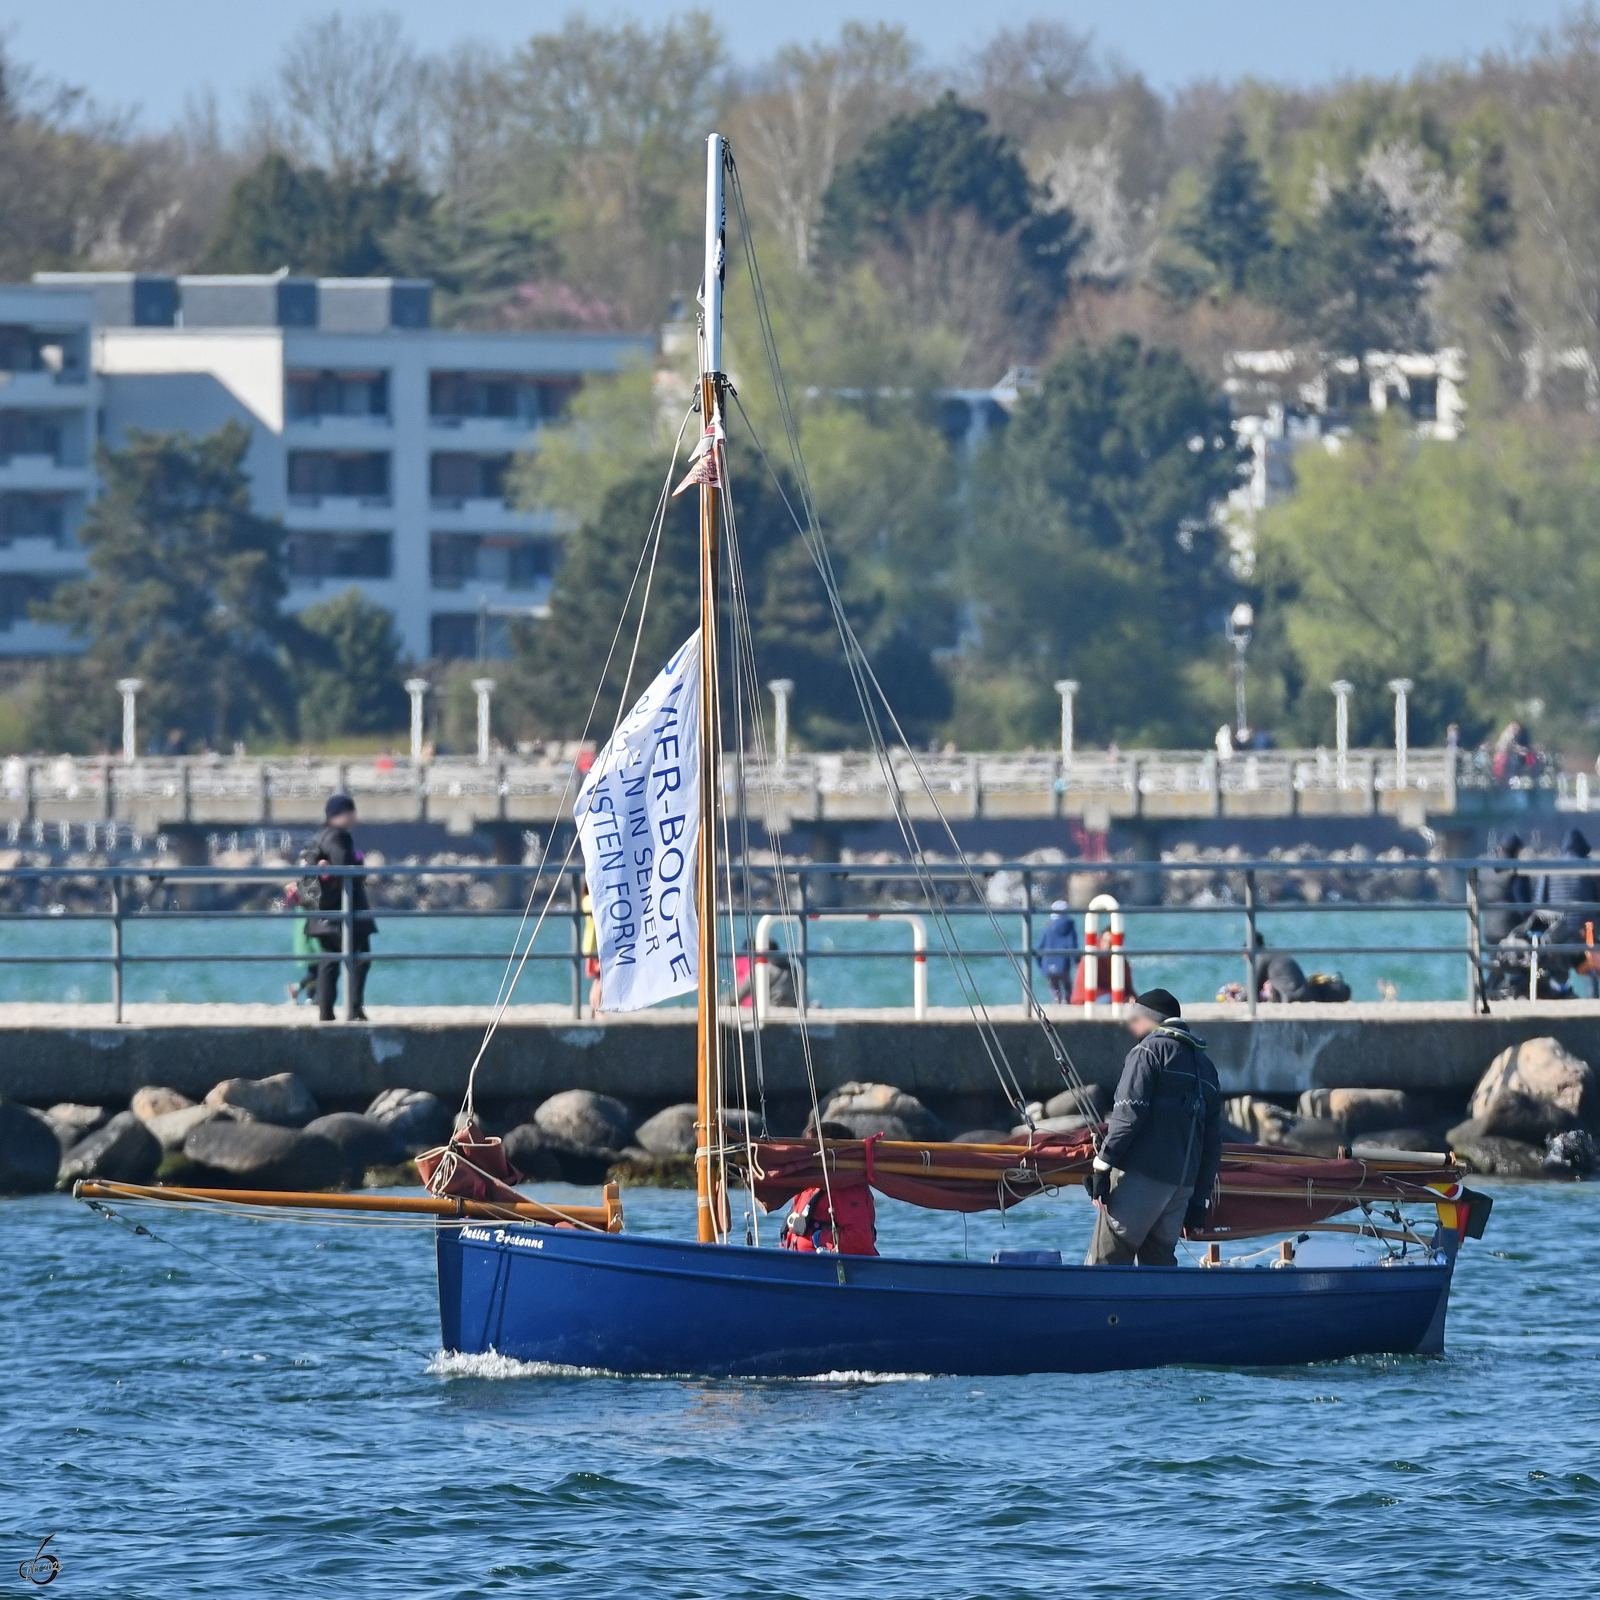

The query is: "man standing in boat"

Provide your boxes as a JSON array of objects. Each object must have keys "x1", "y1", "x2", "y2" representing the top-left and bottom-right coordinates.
[{"x1": 1085, "y1": 988, "x2": 1222, "y2": 1266}]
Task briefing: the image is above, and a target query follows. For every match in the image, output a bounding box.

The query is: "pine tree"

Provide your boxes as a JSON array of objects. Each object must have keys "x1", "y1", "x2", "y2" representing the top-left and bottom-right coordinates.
[
  {"x1": 32, "y1": 424, "x2": 294, "y2": 751},
  {"x1": 1176, "y1": 120, "x2": 1277, "y2": 294}
]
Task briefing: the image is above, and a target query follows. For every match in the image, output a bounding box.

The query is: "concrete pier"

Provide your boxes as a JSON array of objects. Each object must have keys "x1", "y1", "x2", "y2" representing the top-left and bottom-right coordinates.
[{"x1": 4, "y1": 1001, "x2": 1598, "y2": 1121}]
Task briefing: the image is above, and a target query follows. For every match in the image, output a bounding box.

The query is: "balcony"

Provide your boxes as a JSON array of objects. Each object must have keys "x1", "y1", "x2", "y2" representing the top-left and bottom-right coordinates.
[
  {"x1": 429, "y1": 451, "x2": 513, "y2": 510},
  {"x1": 286, "y1": 530, "x2": 394, "y2": 587},
  {"x1": 286, "y1": 450, "x2": 391, "y2": 509}
]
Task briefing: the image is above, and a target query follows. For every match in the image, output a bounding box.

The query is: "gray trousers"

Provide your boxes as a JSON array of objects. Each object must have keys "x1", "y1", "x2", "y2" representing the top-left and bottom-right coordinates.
[{"x1": 1086, "y1": 1167, "x2": 1193, "y2": 1266}]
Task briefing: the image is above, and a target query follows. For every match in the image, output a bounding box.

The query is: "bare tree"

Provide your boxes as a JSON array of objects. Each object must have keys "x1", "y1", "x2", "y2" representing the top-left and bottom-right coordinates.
[
  {"x1": 970, "y1": 21, "x2": 1097, "y2": 149},
  {"x1": 732, "y1": 24, "x2": 924, "y2": 270},
  {"x1": 254, "y1": 10, "x2": 425, "y2": 173}
]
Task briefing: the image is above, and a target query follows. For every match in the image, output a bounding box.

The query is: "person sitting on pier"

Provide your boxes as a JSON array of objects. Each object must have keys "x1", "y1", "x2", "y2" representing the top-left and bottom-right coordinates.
[
  {"x1": 1085, "y1": 988, "x2": 1222, "y2": 1266},
  {"x1": 1033, "y1": 900, "x2": 1079, "y2": 1004}
]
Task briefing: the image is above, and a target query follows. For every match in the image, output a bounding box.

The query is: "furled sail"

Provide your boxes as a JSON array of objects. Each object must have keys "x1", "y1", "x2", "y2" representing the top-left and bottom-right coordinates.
[{"x1": 574, "y1": 630, "x2": 702, "y2": 1011}]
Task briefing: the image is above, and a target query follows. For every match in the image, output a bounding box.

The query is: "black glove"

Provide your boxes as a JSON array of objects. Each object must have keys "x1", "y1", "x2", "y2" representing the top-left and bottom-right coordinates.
[
  {"x1": 1085, "y1": 1165, "x2": 1114, "y2": 1204},
  {"x1": 1182, "y1": 1197, "x2": 1211, "y2": 1234}
]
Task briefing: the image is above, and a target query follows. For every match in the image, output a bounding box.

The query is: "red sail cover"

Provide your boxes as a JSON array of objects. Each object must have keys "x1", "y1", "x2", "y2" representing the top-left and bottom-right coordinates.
[{"x1": 740, "y1": 1138, "x2": 1456, "y2": 1235}]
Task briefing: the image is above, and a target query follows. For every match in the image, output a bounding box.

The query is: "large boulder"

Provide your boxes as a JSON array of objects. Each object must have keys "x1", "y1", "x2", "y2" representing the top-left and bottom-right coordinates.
[
  {"x1": 1299, "y1": 1088, "x2": 1428, "y2": 1138},
  {"x1": 1451, "y1": 1133, "x2": 1546, "y2": 1177},
  {"x1": 183, "y1": 1118, "x2": 343, "y2": 1190},
  {"x1": 0, "y1": 1101, "x2": 62, "y2": 1194},
  {"x1": 59, "y1": 1111, "x2": 161, "y2": 1185},
  {"x1": 302, "y1": 1113, "x2": 404, "y2": 1182},
  {"x1": 1044, "y1": 1084, "x2": 1107, "y2": 1122},
  {"x1": 811, "y1": 1082, "x2": 944, "y2": 1142},
  {"x1": 533, "y1": 1090, "x2": 634, "y2": 1150},
  {"x1": 365, "y1": 1089, "x2": 452, "y2": 1154},
  {"x1": 1544, "y1": 1129, "x2": 1598, "y2": 1176},
  {"x1": 145, "y1": 1104, "x2": 229, "y2": 1152},
  {"x1": 45, "y1": 1103, "x2": 110, "y2": 1149},
  {"x1": 131, "y1": 1086, "x2": 194, "y2": 1124},
  {"x1": 501, "y1": 1123, "x2": 565, "y2": 1182},
  {"x1": 1469, "y1": 1038, "x2": 1596, "y2": 1138},
  {"x1": 635, "y1": 1104, "x2": 698, "y2": 1157},
  {"x1": 1350, "y1": 1128, "x2": 1448, "y2": 1156},
  {"x1": 1254, "y1": 1104, "x2": 1344, "y2": 1157},
  {"x1": 206, "y1": 1073, "x2": 319, "y2": 1128}
]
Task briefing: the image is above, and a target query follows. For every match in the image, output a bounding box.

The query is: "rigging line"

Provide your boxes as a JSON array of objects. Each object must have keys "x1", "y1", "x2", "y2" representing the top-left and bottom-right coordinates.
[
  {"x1": 475, "y1": 403, "x2": 692, "y2": 1029},
  {"x1": 727, "y1": 392, "x2": 1037, "y2": 1123},
  {"x1": 716, "y1": 443, "x2": 837, "y2": 1232},
  {"x1": 461, "y1": 408, "x2": 695, "y2": 1115},
  {"x1": 722, "y1": 174, "x2": 1039, "y2": 1111},
  {"x1": 80, "y1": 1198, "x2": 435, "y2": 1361}
]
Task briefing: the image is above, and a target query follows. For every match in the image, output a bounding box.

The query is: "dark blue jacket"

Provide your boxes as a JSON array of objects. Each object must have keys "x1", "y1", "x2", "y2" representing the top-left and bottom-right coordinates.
[
  {"x1": 1033, "y1": 913, "x2": 1079, "y2": 979},
  {"x1": 1099, "y1": 1019, "x2": 1223, "y2": 1194}
]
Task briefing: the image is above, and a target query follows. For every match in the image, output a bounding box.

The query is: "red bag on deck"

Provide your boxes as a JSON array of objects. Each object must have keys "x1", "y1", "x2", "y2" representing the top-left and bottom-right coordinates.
[
  {"x1": 416, "y1": 1120, "x2": 524, "y2": 1204},
  {"x1": 779, "y1": 1182, "x2": 878, "y2": 1255}
]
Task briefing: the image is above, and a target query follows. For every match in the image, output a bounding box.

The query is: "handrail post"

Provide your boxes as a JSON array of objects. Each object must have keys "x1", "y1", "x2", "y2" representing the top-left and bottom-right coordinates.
[
  {"x1": 1021, "y1": 868, "x2": 1034, "y2": 1009},
  {"x1": 111, "y1": 874, "x2": 124, "y2": 1024},
  {"x1": 570, "y1": 865, "x2": 583, "y2": 1019},
  {"x1": 1244, "y1": 868, "x2": 1258, "y2": 1018},
  {"x1": 341, "y1": 868, "x2": 356, "y2": 1022},
  {"x1": 798, "y1": 870, "x2": 811, "y2": 1011},
  {"x1": 1465, "y1": 865, "x2": 1486, "y2": 1015}
]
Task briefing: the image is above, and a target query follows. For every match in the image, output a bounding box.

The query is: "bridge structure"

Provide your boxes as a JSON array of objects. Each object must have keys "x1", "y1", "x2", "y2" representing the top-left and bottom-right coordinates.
[{"x1": 0, "y1": 746, "x2": 1577, "y2": 840}]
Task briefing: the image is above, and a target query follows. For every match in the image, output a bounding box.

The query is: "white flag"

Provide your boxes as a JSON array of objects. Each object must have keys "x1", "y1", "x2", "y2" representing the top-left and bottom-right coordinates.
[{"x1": 574, "y1": 631, "x2": 701, "y2": 1011}]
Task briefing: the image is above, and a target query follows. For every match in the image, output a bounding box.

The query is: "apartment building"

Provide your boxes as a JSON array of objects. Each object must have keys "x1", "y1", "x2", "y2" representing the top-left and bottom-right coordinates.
[
  {"x1": 14, "y1": 271, "x2": 651, "y2": 661},
  {"x1": 0, "y1": 284, "x2": 99, "y2": 655}
]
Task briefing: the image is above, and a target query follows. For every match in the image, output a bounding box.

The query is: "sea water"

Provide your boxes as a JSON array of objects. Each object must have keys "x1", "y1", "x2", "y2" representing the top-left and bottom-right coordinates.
[
  {"x1": 4, "y1": 1181, "x2": 1596, "y2": 1597},
  {"x1": 0, "y1": 905, "x2": 1470, "y2": 1008}
]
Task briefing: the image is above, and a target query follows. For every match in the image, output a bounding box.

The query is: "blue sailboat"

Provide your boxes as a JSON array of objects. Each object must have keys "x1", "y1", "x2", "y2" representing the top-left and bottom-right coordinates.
[{"x1": 422, "y1": 132, "x2": 1492, "y2": 1379}]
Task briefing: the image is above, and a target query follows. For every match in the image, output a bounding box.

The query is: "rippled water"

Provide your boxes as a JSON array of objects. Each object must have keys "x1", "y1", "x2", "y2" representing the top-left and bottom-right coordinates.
[{"x1": 5, "y1": 1180, "x2": 1596, "y2": 1597}]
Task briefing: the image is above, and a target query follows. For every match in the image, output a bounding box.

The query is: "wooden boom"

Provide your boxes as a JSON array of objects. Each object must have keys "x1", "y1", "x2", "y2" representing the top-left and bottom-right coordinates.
[{"x1": 75, "y1": 1179, "x2": 625, "y2": 1233}]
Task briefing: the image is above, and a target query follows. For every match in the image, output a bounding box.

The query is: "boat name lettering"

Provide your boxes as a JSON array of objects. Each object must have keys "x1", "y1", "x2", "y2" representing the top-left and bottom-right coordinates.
[{"x1": 491, "y1": 1229, "x2": 543, "y2": 1249}]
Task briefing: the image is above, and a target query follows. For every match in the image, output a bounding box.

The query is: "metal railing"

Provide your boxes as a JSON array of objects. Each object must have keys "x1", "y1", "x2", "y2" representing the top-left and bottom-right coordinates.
[
  {"x1": 0, "y1": 745, "x2": 1490, "y2": 830},
  {"x1": 0, "y1": 855, "x2": 1592, "y2": 1023}
]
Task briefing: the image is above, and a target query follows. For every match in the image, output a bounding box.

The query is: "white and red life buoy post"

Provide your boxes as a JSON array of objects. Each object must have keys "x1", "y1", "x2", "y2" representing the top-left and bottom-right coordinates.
[{"x1": 1082, "y1": 893, "x2": 1126, "y2": 1016}]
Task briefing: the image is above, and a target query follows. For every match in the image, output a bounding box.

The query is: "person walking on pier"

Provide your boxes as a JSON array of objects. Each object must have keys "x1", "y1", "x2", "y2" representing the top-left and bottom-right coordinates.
[
  {"x1": 305, "y1": 793, "x2": 376, "y2": 1021},
  {"x1": 1085, "y1": 988, "x2": 1222, "y2": 1266},
  {"x1": 1034, "y1": 900, "x2": 1079, "y2": 1005}
]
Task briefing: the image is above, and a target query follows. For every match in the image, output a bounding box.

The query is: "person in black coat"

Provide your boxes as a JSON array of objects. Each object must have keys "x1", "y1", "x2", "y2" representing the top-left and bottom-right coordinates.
[
  {"x1": 1085, "y1": 988, "x2": 1222, "y2": 1266},
  {"x1": 1480, "y1": 833, "x2": 1532, "y2": 946},
  {"x1": 1252, "y1": 935, "x2": 1310, "y2": 1002},
  {"x1": 1537, "y1": 829, "x2": 1600, "y2": 989},
  {"x1": 306, "y1": 793, "x2": 377, "y2": 1021}
]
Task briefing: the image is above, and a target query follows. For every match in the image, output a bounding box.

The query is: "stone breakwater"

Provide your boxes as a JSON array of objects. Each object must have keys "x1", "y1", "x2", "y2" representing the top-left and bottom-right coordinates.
[{"x1": 0, "y1": 1019, "x2": 1595, "y2": 1195}]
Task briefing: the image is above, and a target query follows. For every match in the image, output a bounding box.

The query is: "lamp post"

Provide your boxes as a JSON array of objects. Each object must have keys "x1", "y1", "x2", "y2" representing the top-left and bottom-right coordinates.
[
  {"x1": 767, "y1": 679, "x2": 794, "y2": 764},
  {"x1": 471, "y1": 678, "x2": 496, "y2": 765},
  {"x1": 404, "y1": 678, "x2": 430, "y2": 766},
  {"x1": 115, "y1": 678, "x2": 142, "y2": 764},
  {"x1": 1389, "y1": 678, "x2": 1414, "y2": 791},
  {"x1": 1053, "y1": 679, "x2": 1080, "y2": 764},
  {"x1": 1225, "y1": 602, "x2": 1254, "y2": 740},
  {"x1": 1331, "y1": 680, "x2": 1353, "y2": 790}
]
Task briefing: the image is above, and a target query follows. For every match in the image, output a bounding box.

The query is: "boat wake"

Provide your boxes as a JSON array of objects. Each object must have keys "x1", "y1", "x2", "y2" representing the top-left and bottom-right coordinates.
[{"x1": 427, "y1": 1350, "x2": 933, "y2": 1384}]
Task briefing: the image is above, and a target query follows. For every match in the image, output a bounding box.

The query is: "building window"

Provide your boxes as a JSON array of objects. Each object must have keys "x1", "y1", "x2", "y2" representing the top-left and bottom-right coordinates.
[
  {"x1": 0, "y1": 494, "x2": 68, "y2": 544},
  {"x1": 0, "y1": 326, "x2": 85, "y2": 380},
  {"x1": 287, "y1": 450, "x2": 390, "y2": 502},
  {"x1": 287, "y1": 369, "x2": 390, "y2": 420},
  {"x1": 429, "y1": 371, "x2": 579, "y2": 424},
  {"x1": 431, "y1": 611, "x2": 520, "y2": 660},
  {"x1": 0, "y1": 573, "x2": 59, "y2": 629},
  {"x1": 0, "y1": 411, "x2": 63, "y2": 463},
  {"x1": 429, "y1": 452, "x2": 511, "y2": 504},
  {"x1": 286, "y1": 531, "x2": 393, "y2": 585},
  {"x1": 430, "y1": 533, "x2": 554, "y2": 590}
]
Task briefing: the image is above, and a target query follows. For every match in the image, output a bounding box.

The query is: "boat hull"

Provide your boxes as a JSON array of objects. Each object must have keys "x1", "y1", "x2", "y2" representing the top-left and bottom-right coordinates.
[{"x1": 435, "y1": 1225, "x2": 1456, "y2": 1377}]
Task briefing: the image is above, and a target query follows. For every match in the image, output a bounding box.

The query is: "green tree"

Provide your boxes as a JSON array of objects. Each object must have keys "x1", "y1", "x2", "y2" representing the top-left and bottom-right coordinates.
[
  {"x1": 293, "y1": 589, "x2": 409, "y2": 739},
  {"x1": 958, "y1": 335, "x2": 1241, "y2": 746},
  {"x1": 32, "y1": 424, "x2": 294, "y2": 751},
  {"x1": 199, "y1": 151, "x2": 433, "y2": 277},
  {"x1": 1175, "y1": 120, "x2": 1276, "y2": 294},
  {"x1": 1255, "y1": 416, "x2": 1600, "y2": 747},
  {"x1": 820, "y1": 90, "x2": 1081, "y2": 306},
  {"x1": 1268, "y1": 179, "x2": 1430, "y2": 354}
]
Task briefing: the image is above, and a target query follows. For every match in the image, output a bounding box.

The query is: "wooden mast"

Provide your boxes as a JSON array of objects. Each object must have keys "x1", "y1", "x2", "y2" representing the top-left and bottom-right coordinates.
[{"x1": 695, "y1": 133, "x2": 727, "y2": 1244}]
